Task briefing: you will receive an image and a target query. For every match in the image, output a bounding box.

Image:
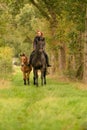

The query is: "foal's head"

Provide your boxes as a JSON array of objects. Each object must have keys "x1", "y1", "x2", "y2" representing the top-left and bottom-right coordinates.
[{"x1": 20, "y1": 53, "x2": 28, "y2": 66}]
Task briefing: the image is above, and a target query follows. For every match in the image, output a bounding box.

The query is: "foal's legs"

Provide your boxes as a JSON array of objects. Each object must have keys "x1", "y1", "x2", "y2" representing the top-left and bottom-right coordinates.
[
  {"x1": 27, "y1": 72, "x2": 30, "y2": 85},
  {"x1": 23, "y1": 73, "x2": 26, "y2": 85}
]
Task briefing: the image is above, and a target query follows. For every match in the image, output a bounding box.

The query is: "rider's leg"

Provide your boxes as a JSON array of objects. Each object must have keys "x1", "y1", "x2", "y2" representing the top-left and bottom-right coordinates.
[{"x1": 44, "y1": 52, "x2": 51, "y2": 67}]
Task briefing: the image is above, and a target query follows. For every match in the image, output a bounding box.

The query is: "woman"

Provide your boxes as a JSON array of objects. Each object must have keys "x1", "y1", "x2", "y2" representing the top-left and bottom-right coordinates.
[{"x1": 29, "y1": 31, "x2": 51, "y2": 67}]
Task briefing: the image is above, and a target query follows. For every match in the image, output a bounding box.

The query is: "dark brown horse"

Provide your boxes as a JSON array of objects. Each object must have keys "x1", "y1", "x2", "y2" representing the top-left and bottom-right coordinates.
[
  {"x1": 31, "y1": 41, "x2": 47, "y2": 86},
  {"x1": 20, "y1": 54, "x2": 32, "y2": 85}
]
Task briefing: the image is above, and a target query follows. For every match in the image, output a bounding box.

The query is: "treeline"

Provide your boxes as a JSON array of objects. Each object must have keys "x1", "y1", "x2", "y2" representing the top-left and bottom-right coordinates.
[{"x1": 0, "y1": 0, "x2": 87, "y2": 82}]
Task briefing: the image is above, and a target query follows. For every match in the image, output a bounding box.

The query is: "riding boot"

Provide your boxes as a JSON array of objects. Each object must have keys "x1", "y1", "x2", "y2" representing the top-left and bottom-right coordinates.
[
  {"x1": 46, "y1": 59, "x2": 51, "y2": 67},
  {"x1": 45, "y1": 53, "x2": 51, "y2": 67}
]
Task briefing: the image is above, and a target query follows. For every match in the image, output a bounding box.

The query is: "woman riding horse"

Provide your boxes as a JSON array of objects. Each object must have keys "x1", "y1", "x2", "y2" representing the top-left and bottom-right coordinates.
[{"x1": 29, "y1": 31, "x2": 51, "y2": 67}]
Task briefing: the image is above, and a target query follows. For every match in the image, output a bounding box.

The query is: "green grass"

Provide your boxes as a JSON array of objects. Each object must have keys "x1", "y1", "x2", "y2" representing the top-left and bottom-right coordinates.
[{"x1": 0, "y1": 67, "x2": 87, "y2": 130}]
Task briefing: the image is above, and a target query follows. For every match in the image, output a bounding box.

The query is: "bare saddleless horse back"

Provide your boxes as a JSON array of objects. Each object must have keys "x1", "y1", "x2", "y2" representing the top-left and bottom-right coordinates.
[
  {"x1": 20, "y1": 54, "x2": 32, "y2": 85},
  {"x1": 31, "y1": 40, "x2": 47, "y2": 86}
]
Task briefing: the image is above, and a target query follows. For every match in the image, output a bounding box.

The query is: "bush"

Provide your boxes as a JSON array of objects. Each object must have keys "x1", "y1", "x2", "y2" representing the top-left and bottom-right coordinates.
[{"x1": 0, "y1": 47, "x2": 13, "y2": 77}]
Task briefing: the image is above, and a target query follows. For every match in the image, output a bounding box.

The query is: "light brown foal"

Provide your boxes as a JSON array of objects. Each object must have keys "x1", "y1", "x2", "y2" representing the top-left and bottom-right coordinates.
[{"x1": 20, "y1": 54, "x2": 32, "y2": 85}]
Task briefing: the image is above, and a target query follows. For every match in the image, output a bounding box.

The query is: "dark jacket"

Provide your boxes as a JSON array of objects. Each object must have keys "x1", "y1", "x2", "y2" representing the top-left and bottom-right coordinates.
[{"x1": 33, "y1": 36, "x2": 45, "y2": 50}]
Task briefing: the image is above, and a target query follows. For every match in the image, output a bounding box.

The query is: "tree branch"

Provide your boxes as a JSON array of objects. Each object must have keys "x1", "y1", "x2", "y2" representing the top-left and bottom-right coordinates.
[{"x1": 29, "y1": 0, "x2": 51, "y2": 20}]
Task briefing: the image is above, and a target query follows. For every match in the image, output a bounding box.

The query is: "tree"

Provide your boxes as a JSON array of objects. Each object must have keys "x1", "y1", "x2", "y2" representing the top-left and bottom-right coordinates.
[
  {"x1": 1, "y1": 0, "x2": 87, "y2": 81},
  {"x1": 83, "y1": 5, "x2": 87, "y2": 83}
]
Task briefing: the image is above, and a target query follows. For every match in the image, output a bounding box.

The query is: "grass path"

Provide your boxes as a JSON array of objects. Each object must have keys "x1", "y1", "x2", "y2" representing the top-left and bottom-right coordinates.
[{"x1": 0, "y1": 67, "x2": 87, "y2": 130}]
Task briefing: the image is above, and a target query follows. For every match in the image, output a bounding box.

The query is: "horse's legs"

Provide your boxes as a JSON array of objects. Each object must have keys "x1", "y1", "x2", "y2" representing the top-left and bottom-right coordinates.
[
  {"x1": 44, "y1": 69, "x2": 46, "y2": 85},
  {"x1": 27, "y1": 78, "x2": 29, "y2": 85},
  {"x1": 24, "y1": 79, "x2": 26, "y2": 85},
  {"x1": 35, "y1": 70, "x2": 38, "y2": 86},
  {"x1": 37, "y1": 71, "x2": 38, "y2": 86},
  {"x1": 33, "y1": 77, "x2": 35, "y2": 85},
  {"x1": 33, "y1": 69, "x2": 36, "y2": 85},
  {"x1": 27, "y1": 72, "x2": 30, "y2": 85},
  {"x1": 23, "y1": 73, "x2": 26, "y2": 85},
  {"x1": 33, "y1": 69, "x2": 38, "y2": 86},
  {"x1": 41, "y1": 68, "x2": 46, "y2": 85},
  {"x1": 41, "y1": 69, "x2": 44, "y2": 86}
]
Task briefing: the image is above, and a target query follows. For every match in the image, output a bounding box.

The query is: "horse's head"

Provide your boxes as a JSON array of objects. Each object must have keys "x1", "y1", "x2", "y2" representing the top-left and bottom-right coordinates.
[{"x1": 20, "y1": 54, "x2": 28, "y2": 66}]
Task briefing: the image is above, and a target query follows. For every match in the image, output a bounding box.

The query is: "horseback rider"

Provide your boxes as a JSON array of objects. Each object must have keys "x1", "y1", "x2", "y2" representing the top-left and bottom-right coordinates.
[{"x1": 29, "y1": 31, "x2": 51, "y2": 67}]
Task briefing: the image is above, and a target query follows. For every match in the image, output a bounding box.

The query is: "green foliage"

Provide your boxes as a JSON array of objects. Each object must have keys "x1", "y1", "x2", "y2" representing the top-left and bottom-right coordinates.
[
  {"x1": 0, "y1": 0, "x2": 86, "y2": 79},
  {"x1": 15, "y1": 4, "x2": 35, "y2": 26},
  {"x1": 0, "y1": 47, "x2": 13, "y2": 77}
]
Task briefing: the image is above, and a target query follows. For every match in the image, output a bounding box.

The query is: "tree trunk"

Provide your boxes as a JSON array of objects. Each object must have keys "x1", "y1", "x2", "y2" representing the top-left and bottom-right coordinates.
[
  {"x1": 58, "y1": 44, "x2": 66, "y2": 75},
  {"x1": 83, "y1": 6, "x2": 87, "y2": 83},
  {"x1": 50, "y1": 53, "x2": 56, "y2": 74}
]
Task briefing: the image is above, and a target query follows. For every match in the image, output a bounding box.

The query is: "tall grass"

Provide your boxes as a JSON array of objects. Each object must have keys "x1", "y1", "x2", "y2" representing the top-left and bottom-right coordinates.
[{"x1": 0, "y1": 67, "x2": 87, "y2": 130}]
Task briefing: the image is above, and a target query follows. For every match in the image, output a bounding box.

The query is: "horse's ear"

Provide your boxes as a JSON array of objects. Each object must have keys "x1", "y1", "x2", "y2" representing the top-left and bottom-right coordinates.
[{"x1": 20, "y1": 53, "x2": 25, "y2": 57}]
